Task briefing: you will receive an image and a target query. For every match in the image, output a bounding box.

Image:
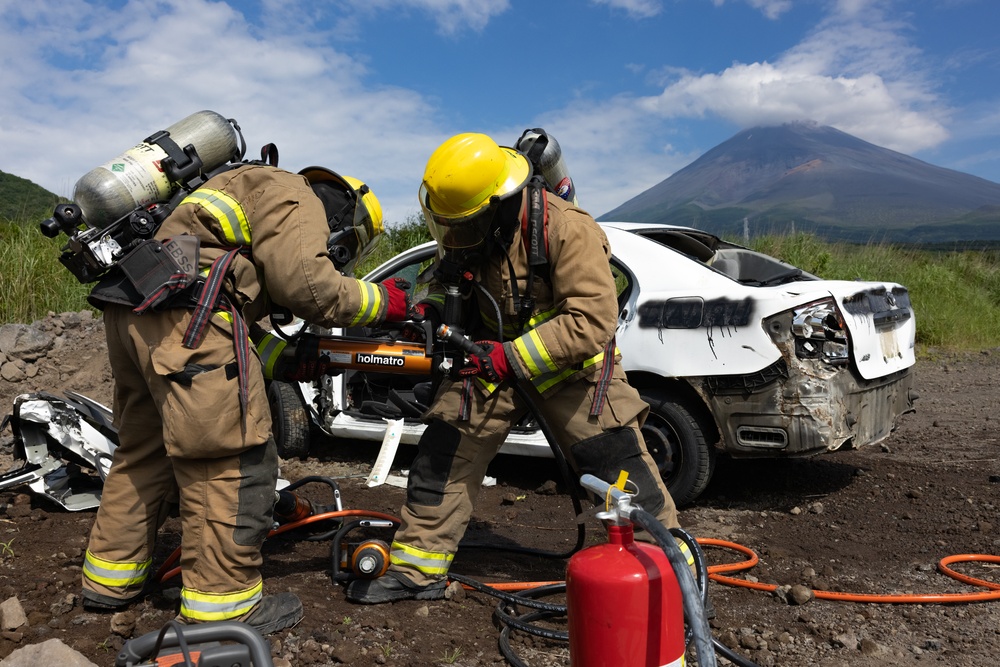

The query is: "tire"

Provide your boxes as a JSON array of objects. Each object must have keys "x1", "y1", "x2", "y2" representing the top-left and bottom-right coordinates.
[
  {"x1": 638, "y1": 388, "x2": 715, "y2": 506},
  {"x1": 267, "y1": 381, "x2": 311, "y2": 460}
]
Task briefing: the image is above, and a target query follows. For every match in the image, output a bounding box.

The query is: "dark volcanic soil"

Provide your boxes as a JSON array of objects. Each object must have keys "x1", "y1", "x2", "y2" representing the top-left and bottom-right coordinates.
[{"x1": 0, "y1": 312, "x2": 998, "y2": 666}]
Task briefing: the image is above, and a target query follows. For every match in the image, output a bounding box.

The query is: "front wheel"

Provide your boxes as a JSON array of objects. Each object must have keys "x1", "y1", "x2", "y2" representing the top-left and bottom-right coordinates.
[
  {"x1": 638, "y1": 388, "x2": 715, "y2": 506},
  {"x1": 267, "y1": 380, "x2": 311, "y2": 460}
]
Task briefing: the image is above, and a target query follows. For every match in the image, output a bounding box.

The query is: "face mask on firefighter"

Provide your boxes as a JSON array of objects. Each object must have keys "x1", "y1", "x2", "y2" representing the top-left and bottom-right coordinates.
[{"x1": 312, "y1": 181, "x2": 364, "y2": 271}]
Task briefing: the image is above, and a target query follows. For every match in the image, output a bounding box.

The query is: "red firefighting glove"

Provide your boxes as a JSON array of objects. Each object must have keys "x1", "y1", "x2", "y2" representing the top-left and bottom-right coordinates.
[
  {"x1": 381, "y1": 278, "x2": 414, "y2": 322},
  {"x1": 459, "y1": 341, "x2": 514, "y2": 383}
]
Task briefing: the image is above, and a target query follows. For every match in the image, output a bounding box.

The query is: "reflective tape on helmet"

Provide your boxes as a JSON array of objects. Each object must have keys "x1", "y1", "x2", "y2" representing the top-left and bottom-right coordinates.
[
  {"x1": 180, "y1": 188, "x2": 251, "y2": 245},
  {"x1": 180, "y1": 580, "x2": 263, "y2": 622},
  {"x1": 83, "y1": 550, "x2": 151, "y2": 589},
  {"x1": 389, "y1": 541, "x2": 453, "y2": 577}
]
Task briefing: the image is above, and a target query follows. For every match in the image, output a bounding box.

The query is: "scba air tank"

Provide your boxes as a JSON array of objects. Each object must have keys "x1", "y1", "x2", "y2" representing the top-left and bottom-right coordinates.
[
  {"x1": 566, "y1": 522, "x2": 685, "y2": 667},
  {"x1": 514, "y1": 128, "x2": 578, "y2": 205},
  {"x1": 72, "y1": 110, "x2": 239, "y2": 228}
]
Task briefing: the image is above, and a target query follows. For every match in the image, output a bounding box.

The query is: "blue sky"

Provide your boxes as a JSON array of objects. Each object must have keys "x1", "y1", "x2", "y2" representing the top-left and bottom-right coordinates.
[{"x1": 1, "y1": 0, "x2": 998, "y2": 225}]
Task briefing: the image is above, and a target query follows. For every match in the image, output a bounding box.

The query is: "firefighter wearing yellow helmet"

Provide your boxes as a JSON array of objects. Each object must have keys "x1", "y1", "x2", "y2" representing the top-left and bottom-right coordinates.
[
  {"x1": 346, "y1": 132, "x2": 687, "y2": 604},
  {"x1": 299, "y1": 166, "x2": 385, "y2": 275},
  {"x1": 83, "y1": 156, "x2": 415, "y2": 633}
]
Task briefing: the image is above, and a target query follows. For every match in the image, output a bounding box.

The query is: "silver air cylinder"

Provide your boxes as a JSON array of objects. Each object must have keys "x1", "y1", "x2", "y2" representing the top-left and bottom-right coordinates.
[
  {"x1": 515, "y1": 128, "x2": 578, "y2": 206},
  {"x1": 72, "y1": 110, "x2": 238, "y2": 228}
]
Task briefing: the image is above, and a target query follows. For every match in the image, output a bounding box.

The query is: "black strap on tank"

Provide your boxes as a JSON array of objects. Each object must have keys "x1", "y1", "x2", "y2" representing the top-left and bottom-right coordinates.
[
  {"x1": 145, "y1": 129, "x2": 204, "y2": 186},
  {"x1": 259, "y1": 142, "x2": 279, "y2": 167}
]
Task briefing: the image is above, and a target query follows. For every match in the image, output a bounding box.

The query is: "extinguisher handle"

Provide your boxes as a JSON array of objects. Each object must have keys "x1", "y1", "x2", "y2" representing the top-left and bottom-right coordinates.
[{"x1": 580, "y1": 473, "x2": 635, "y2": 521}]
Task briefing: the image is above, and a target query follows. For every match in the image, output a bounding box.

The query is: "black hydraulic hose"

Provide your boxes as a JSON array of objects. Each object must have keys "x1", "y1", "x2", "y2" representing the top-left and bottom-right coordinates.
[
  {"x1": 670, "y1": 526, "x2": 710, "y2": 613},
  {"x1": 438, "y1": 280, "x2": 588, "y2": 560},
  {"x1": 447, "y1": 573, "x2": 567, "y2": 615},
  {"x1": 632, "y1": 507, "x2": 718, "y2": 667}
]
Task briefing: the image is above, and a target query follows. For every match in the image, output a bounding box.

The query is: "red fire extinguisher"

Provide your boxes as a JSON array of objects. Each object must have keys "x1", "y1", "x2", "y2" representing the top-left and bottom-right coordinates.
[{"x1": 566, "y1": 476, "x2": 686, "y2": 667}]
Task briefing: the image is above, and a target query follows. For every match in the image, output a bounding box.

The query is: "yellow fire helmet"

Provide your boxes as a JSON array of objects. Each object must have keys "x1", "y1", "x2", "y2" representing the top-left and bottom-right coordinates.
[
  {"x1": 299, "y1": 166, "x2": 385, "y2": 275},
  {"x1": 418, "y1": 133, "x2": 531, "y2": 250}
]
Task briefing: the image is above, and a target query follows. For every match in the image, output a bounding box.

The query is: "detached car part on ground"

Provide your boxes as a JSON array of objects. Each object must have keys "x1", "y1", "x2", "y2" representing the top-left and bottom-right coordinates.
[
  {"x1": 0, "y1": 391, "x2": 118, "y2": 511},
  {"x1": 270, "y1": 222, "x2": 918, "y2": 506}
]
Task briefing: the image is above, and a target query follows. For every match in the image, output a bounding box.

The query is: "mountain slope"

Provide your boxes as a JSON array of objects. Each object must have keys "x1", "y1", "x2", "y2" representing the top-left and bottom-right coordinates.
[
  {"x1": 598, "y1": 123, "x2": 1000, "y2": 242},
  {"x1": 0, "y1": 170, "x2": 61, "y2": 224}
]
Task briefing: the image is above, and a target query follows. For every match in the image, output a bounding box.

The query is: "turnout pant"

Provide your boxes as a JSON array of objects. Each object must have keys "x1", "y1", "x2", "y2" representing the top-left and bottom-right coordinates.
[
  {"x1": 83, "y1": 305, "x2": 278, "y2": 621},
  {"x1": 390, "y1": 363, "x2": 681, "y2": 585}
]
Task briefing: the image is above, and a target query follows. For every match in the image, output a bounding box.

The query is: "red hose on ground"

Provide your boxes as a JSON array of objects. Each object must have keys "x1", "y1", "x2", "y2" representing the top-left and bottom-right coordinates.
[{"x1": 698, "y1": 537, "x2": 1000, "y2": 604}]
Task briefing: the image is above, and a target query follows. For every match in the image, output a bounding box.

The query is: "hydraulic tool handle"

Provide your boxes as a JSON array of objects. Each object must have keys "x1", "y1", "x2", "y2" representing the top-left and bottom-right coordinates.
[
  {"x1": 435, "y1": 323, "x2": 487, "y2": 357},
  {"x1": 115, "y1": 621, "x2": 273, "y2": 667}
]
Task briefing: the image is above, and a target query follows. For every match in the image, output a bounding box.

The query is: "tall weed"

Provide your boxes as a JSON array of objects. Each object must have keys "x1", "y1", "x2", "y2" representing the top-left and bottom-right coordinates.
[{"x1": 0, "y1": 221, "x2": 92, "y2": 324}]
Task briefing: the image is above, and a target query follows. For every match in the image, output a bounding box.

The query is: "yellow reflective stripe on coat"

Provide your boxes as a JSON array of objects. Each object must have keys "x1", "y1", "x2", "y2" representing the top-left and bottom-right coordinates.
[
  {"x1": 255, "y1": 331, "x2": 288, "y2": 380},
  {"x1": 389, "y1": 541, "x2": 453, "y2": 576},
  {"x1": 351, "y1": 280, "x2": 383, "y2": 326},
  {"x1": 512, "y1": 330, "x2": 560, "y2": 378},
  {"x1": 180, "y1": 580, "x2": 263, "y2": 622},
  {"x1": 180, "y1": 189, "x2": 251, "y2": 245},
  {"x1": 529, "y1": 348, "x2": 609, "y2": 394},
  {"x1": 82, "y1": 550, "x2": 151, "y2": 588}
]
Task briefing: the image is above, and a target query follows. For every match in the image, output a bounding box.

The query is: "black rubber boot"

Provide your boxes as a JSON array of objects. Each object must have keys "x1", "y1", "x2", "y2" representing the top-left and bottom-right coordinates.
[
  {"x1": 345, "y1": 571, "x2": 447, "y2": 604},
  {"x1": 81, "y1": 589, "x2": 140, "y2": 612},
  {"x1": 240, "y1": 592, "x2": 304, "y2": 635}
]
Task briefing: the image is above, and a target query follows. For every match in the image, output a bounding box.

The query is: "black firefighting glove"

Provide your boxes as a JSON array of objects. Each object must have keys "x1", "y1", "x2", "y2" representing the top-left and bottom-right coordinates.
[{"x1": 286, "y1": 333, "x2": 329, "y2": 382}]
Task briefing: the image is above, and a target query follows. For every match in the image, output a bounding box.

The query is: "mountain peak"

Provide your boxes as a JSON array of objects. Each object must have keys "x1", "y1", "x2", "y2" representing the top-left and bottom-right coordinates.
[{"x1": 598, "y1": 123, "x2": 1000, "y2": 242}]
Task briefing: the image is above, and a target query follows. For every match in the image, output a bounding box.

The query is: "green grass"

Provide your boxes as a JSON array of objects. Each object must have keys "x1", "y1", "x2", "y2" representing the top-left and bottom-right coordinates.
[
  {"x1": 3, "y1": 213, "x2": 998, "y2": 353},
  {"x1": 0, "y1": 220, "x2": 93, "y2": 324}
]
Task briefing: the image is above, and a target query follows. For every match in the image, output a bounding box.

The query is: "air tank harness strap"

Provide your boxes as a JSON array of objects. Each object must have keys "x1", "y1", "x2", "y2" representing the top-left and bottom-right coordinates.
[
  {"x1": 513, "y1": 178, "x2": 550, "y2": 333},
  {"x1": 181, "y1": 248, "x2": 253, "y2": 429},
  {"x1": 589, "y1": 337, "x2": 617, "y2": 417}
]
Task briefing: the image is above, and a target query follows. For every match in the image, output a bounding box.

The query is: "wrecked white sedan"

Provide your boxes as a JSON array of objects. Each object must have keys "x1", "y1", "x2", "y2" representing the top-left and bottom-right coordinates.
[{"x1": 270, "y1": 223, "x2": 917, "y2": 505}]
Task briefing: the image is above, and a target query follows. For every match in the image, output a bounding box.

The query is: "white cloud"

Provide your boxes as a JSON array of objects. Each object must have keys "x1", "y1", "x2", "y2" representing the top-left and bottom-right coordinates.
[
  {"x1": 0, "y1": 0, "x2": 449, "y2": 224},
  {"x1": 710, "y1": 0, "x2": 793, "y2": 20},
  {"x1": 591, "y1": 0, "x2": 662, "y2": 19},
  {"x1": 344, "y1": 0, "x2": 510, "y2": 33},
  {"x1": 505, "y1": 98, "x2": 700, "y2": 217},
  {"x1": 640, "y1": 1, "x2": 949, "y2": 153}
]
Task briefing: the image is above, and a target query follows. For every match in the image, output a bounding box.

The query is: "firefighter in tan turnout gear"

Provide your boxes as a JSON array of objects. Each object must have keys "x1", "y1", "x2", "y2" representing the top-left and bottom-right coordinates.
[
  {"x1": 82, "y1": 163, "x2": 414, "y2": 633},
  {"x1": 346, "y1": 133, "x2": 687, "y2": 604}
]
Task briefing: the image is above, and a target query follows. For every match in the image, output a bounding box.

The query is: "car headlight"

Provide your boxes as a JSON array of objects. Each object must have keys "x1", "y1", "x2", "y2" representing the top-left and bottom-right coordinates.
[{"x1": 791, "y1": 299, "x2": 849, "y2": 365}]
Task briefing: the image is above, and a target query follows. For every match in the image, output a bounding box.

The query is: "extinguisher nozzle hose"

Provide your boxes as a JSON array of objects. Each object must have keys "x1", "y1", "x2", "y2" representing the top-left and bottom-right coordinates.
[{"x1": 632, "y1": 508, "x2": 719, "y2": 667}]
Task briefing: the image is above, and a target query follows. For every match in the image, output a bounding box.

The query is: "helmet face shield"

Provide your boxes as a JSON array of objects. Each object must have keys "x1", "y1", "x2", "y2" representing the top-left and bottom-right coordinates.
[{"x1": 420, "y1": 185, "x2": 501, "y2": 250}]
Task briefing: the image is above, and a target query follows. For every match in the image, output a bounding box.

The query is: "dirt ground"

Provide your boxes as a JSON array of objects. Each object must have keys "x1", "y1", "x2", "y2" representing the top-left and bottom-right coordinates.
[{"x1": 0, "y1": 312, "x2": 998, "y2": 667}]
